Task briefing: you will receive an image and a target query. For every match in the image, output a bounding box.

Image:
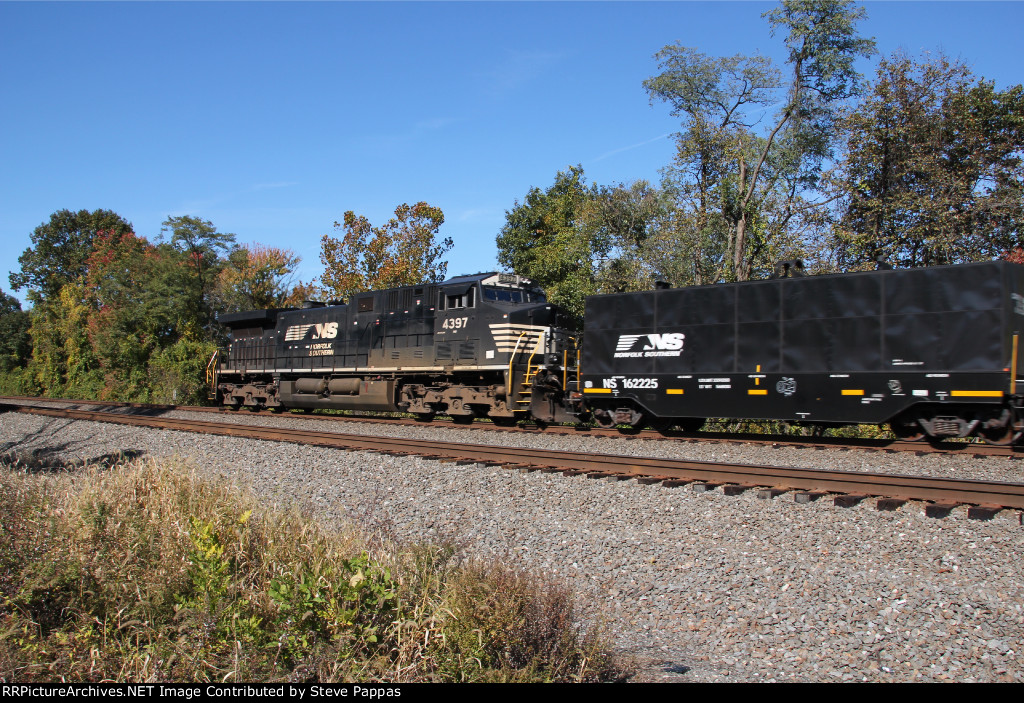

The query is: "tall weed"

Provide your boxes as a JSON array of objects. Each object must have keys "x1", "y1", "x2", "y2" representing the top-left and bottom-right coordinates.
[{"x1": 0, "y1": 456, "x2": 623, "y2": 682}]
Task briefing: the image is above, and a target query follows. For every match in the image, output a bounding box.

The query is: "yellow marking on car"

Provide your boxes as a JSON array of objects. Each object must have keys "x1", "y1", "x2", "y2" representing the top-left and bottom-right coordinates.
[
  {"x1": 841, "y1": 389, "x2": 864, "y2": 396},
  {"x1": 950, "y1": 390, "x2": 1004, "y2": 397},
  {"x1": 584, "y1": 388, "x2": 612, "y2": 394},
  {"x1": 666, "y1": 389, "x2": 684, "y2": 395},
  {"x1": 748, "y1": 389, "x2": 767, "y2": 395}
]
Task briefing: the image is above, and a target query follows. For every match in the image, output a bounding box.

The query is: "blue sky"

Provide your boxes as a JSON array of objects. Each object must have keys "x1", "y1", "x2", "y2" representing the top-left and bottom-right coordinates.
[{"x1": 2, "y1": 1, "x2": 1022, "y2": 306}]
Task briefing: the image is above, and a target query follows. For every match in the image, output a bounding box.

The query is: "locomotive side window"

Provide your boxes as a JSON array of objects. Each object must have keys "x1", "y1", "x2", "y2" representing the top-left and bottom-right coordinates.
[
  {"x1": 358, "y1": 297, "x2": 374, "y2": 312},
  {"x1": 445, "y1": 286, "x2": 476, "y2": 309}
]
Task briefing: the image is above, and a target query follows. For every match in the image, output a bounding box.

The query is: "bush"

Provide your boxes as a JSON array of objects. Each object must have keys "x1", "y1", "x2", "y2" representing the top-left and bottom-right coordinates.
[
  {"x1": 0, "y1": 367, "x2": 39, "y2": 396},
  {"x1": 0, "y1": 456, "x2": 624, "y2": 682},
  {"x1": 149, "y1": 339, "x2": 219, "y2": 405}
]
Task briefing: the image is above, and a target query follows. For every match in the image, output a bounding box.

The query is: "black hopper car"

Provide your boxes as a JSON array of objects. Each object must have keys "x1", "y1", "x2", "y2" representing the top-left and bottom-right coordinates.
[
  {"x1": 582, "y1": 260, "x2": 1024, "y2": 444},
  {"x1": 211, "y1": 273, "x2": 582, "y2": 424}
]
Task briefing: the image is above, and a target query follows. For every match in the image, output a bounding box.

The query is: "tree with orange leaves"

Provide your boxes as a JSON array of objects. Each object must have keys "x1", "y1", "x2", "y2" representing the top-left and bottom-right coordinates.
[
  {"x1": 319, "y1": 202, "x2": 452, "y2": 301},
  {"x1": 216, "y1": 243, "x2": 314, "y2": 311}
]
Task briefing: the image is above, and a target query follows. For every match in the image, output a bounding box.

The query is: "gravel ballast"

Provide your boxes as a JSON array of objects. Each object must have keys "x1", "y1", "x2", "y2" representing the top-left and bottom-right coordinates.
[{"x1": 2, "y1": 410, "x2": 1023, "y2": 682}]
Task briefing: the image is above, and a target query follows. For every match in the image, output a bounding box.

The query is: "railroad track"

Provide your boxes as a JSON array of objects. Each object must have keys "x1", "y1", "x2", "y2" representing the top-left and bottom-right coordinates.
[
  {"x1": 2, "y1": 395, "x2": 1019, "y2": 457},
  {"x1": 4, "y1": 401, "x2": 1024, "y2": 519}
]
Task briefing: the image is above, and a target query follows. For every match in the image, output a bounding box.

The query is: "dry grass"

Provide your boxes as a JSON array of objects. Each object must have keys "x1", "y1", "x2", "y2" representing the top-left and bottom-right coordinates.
[{"x1": 0, "y1": 453, "x2": 625, "y2": 683}]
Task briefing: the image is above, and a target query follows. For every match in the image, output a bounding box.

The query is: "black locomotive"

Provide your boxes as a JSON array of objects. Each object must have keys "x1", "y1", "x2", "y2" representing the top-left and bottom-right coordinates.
[
  {"x1": 211, "y1": 273, "x2": 582, "y2": 424},
  {"x1": 581, "y1": 260, "x2": 1024, "y2": 444},
  {"x1": 211, "y1": 261, "x2": 1024, "y2": 444}
]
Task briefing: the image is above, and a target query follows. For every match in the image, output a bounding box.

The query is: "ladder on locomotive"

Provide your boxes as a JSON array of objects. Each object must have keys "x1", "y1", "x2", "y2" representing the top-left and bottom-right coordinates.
[{"x1": 518, "y1": 360, "x2": 542, "y2": 407}]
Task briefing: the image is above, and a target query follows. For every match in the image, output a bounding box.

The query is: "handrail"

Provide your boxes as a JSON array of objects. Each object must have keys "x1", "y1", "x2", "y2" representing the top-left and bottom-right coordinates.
[
  {"x1": 205, "y1": 350, "x2": 220, "y2": 400},
  {"x1": 525, "y1": 330, "x2": 546, "y2": 380},
  {"x1": 507, "y1": 331, "x2": 528, "y2": 398}
]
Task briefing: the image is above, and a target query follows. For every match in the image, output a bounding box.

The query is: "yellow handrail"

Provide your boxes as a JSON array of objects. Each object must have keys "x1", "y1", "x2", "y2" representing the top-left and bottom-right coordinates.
[
  {"x1": 507, "y1": 331, "x2": 528, "y2": 397},
  {"x1": 524, "y1": 330, "x2": 546, "y2": 381},
  {"x1": 205, "y1": 350, "x2": 220, "y2": 400},
  {"x1": 1013, "y1": 333, "x2": 1019, "y2": 395}
]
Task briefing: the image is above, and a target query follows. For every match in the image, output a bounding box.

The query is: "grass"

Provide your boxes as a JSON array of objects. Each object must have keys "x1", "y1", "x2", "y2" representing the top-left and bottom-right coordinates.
[{"x1": 0, "y1": 453, "x2": 626, "y2": 683}]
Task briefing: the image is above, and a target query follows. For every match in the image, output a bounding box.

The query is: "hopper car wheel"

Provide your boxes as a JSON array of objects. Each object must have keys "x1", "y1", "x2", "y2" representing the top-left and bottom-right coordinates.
[
  {"x1": 890, "y1": 417, "x2": 925, "y2": 442},
  {"x1": 451, "y1": 414, "x2": 475, "y2": 425},
  {"x1": 414, "y1": 413, "x2": 435, "y2": 422},
  {"x1": 676, "y1": 418, "x2": 706, "y2": 434},
  {"x1": 592, "y1": 407, "x2": 616, "y2": 429},
  {"x1": 650, "y1": 418, "x2": 675, "y2": 435},
  {"x1": 980, "y1": 410, "x2": 1021, "y2": 446}
]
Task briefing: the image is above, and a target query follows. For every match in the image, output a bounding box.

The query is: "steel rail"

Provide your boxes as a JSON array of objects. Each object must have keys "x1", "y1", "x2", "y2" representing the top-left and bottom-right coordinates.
[
  {"x1": 5, "y1": 402, "x2": 1024, "y2": 511},
  {"x1": 1, "y1": 395, "x2": 1017, "y2": 457}
]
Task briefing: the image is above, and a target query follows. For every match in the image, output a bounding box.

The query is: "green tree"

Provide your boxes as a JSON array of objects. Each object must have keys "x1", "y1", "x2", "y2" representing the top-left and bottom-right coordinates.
[
  {"x1": 646, "y1": 0, "x2": 875, "y2": 282},
  {"x1": 496, "y1": 166, "x2": 597, "y2": 320},
  {"x1": 84, "y1": 230, "x2": 184, "y2": 399},
  {"x1": 586, "y1": 180, "x2": 670, "y2": 293},
  {"x1": 496, "y1": 167, "x2": 666, "y2": 319},
  {"x1": 319, "y1": 202, "x2": 451, "y2": 301},
  {"x1": 161, "y1": 216, "x2": 236, "y2": 338},
  {"x1": 26, "y1": 281, "x2": 104, "y2": 398},
  {"x1": 0, "y1": 290, "x2": 30, "y2": 373},
  {"x1": 10, "y1": 209, "x2": 132, "y2": 304},
  {"x1": 830, "y1": 51, "x2": 1024, "y2": 268}
]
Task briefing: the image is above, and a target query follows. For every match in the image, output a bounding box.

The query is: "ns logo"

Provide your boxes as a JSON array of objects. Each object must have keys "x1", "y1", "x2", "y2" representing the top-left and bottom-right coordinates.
[
  {"x1": 313, "y1": 322, "x2": 339, "y2": 339},
  {"x1": 616, "y1": 333, "x2": 686, "y2": 352},
  {"x1": 284, "y1": 322, "x2": 339, "y2": 341}
]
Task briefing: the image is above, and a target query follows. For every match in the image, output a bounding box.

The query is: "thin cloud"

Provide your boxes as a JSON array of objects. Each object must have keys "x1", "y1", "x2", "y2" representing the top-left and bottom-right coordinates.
[
  {"x1": 479, "y1": 49, "x2": 566, "y2": 100},
  {"x1": 364, "y1": 115, "x2": 461, "y2": 149},
  {"x1": 590, "y1": 133, "x2": 674, "y2": 163},
  {"x1": 413, "y1": 117, "x2": 459, "y2": 132},
  {"x1": 457, "y1": 208, "x2": 498, "y2": 222},
  {"x1": 252, "y1": 181, "x2": 298, "y2": 191}
]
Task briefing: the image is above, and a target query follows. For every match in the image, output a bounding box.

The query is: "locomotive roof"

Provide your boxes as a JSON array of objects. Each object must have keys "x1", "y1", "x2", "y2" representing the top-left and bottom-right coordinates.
[
  {"x1": 443, "y1": 272, "x2": 538, "y2": 288},
  {"x1": 217, "y1": 308, "x2": 285, "y2": 327},
  {"x1": 442, "y1": 272, "x2": 496, "y2": 285},
  {"x1": 217, "y1": 272, "x2": 542, "y2": 328}
]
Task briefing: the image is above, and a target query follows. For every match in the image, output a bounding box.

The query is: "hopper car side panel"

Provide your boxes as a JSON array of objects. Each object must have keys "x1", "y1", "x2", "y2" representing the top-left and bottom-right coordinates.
[{"x1": 582, "y1": 261, "x2": 1024, "y2": 433}]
